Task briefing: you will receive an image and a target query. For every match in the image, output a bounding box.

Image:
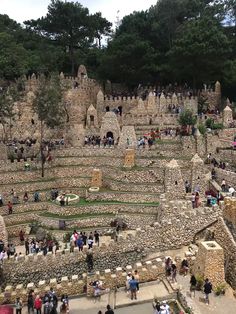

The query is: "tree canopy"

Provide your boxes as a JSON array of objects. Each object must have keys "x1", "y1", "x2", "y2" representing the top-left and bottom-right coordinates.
[{"x1": 0, "y1": 0, "x2": 235, "y2": 99}]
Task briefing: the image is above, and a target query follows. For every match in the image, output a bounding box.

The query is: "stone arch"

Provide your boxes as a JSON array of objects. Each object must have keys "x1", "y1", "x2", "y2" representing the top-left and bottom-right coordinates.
[{"x1": 106, "y1": 131, "x2": 114, "y2": 139}]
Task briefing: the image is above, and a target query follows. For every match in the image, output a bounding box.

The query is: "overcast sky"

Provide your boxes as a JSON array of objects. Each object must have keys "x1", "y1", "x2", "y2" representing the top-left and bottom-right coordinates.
[{"x1": 0, "y1": 0, "x2": 157, "y2": 25}]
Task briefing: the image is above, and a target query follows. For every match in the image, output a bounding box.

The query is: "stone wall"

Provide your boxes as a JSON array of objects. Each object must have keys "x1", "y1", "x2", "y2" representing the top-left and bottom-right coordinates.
[
  {"x1": 214, "y1": 168, "x2": 236, "y2": 188},
  {"x1": 0, "y1": 258, "x2": 164, "y2": 304}
]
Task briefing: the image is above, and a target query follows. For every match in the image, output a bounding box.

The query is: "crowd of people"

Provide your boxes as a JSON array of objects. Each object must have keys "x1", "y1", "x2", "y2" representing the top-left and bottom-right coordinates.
[
  {"x1": 84, "y1": 135, "x2": 115, "y2": 147},
  {"x1": 24, "y1": 287, "x2": 69, "y2": 314},
  {"x1": 70, "y1": 230, "x2": 100, "y2": 252}
]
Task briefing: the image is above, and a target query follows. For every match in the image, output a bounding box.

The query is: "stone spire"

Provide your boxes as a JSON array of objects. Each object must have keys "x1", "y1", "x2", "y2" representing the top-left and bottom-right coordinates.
[
  {"x1": 223, "y1": 103, "x2": 233, "y2": 127},
  {"x1": 190, "y1": 153, "x2": 207, "y2": 192},
  {"x1": 164, "y1": 159, "x2": 185, "y2": 199}
]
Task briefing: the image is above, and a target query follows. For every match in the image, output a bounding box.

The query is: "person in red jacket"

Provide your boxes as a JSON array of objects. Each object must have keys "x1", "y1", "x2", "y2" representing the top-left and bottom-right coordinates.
[{"x1": 34, "y1": 295, "x2": 42, "y2": 314}]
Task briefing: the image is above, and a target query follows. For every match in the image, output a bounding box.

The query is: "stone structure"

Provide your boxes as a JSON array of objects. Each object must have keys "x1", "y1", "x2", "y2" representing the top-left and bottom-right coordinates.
[
  {"x1": 190, "y1": 154, "x2": 208, "y2": 193},
  {"x1": 118, "y1": 126, "x2": 137, "y2": 148},
  {"x1": 223, "y1": 197, "x2": 236, "y2": 228},
  {"x1": 0, "y1": 215, "x2": 8, "y2": 244},
  {"x1": 90, "y1": 169, "x2": 102, "y2": 188},
  {"x1": 86, "y1": 104, "x2": 98, "y2": 128},
  {"x1": 100, "y1": 111, "x2": 120, "y2": 143},
  {"x1": 0, "y1": 143, "x2": 7, "y2": 160},
  {"x1": 123, "y1": 149, "x2": 135, "y2": 168},
  {"x1": 0, "y1": 259, "x2": 164, "y2": 304},
  {"x1": 223, "y1": 104, "x2": 233, "y2": 128},
  {"x1": 164, "y1": 159, "x2": 185, "y2": 199},
  {"x1": 193, "y1": 241, "x2": 225, "y2": 287}
]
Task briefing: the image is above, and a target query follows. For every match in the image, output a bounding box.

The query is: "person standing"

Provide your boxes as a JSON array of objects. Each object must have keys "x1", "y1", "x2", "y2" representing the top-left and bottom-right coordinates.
[
  {"x1": 34, "y1": 295, "x2": 42, "y2": 314},
  {"x1": 129, "y1": 276, "x2": 138, "y2": 300},
  {"x1": 7, "y1": 201, "x2": 13, "y2": 214},
  {"x1": 134, "y1": 270, "x2": 140, "y2": 292},
  {"x1": 94, "y1": 231, "x2": 100, "y2": 246},
  {"x1": 15, "y1": 297, "x2": 23, "y2": 314},
  {"x1": 204, "y1": 278, "x2": 212, "y2": 305},
  {"x1": 105, "y1": 305, "x2": 114, "y2": 314}
]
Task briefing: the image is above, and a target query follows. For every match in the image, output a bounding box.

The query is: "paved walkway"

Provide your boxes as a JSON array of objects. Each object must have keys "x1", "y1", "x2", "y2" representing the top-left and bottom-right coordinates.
[{"x1": 172, "y1": 274, "x2": 236, "y2": 314}]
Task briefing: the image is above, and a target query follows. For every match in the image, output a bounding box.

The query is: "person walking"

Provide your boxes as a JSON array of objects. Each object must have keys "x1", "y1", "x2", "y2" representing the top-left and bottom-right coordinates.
[
  {"x1": 34, "y1": 295, "x2": 42, "y2": 314},
  {"x1": 204, "y1": 278, "x2": 212, "y2": 305},
  {"x1": 190, "y1": 275, "x2": 197, "y2": 297}
]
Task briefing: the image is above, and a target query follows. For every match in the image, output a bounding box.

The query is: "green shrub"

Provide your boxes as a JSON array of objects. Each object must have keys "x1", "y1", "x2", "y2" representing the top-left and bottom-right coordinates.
[
  {"x1": 195, "y1": 274, "x2": 204, "y2": 290},
  {"x1": 212, "y1": 123, "x2": 224, "y2": 130},
  {"x1": 198, "y1": 123, "x2": 206, "y2": 135},
  {"x1": 215, "y1": 283, "x2": 226, "y2": 295}
]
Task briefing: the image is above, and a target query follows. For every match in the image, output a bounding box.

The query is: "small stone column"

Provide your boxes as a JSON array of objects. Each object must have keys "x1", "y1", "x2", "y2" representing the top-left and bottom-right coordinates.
[
  {"x1": 91, "y1": 169, "x2": 102, "y2": 187},
  {"x1": 124, "y1": 149, "x2": 135, "y2": 168},
  {"x1": 193, "y1": 241, "x2": 225, "y2": 287}
]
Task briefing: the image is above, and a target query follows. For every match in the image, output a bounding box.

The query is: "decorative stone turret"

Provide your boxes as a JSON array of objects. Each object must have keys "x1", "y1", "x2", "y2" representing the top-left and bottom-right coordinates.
[
  {"x1": 159, "y1": 93, "x2": 167, "y2": 112},
  {"x1": 223, "y1": 103, "x2": 233, "y2": 128},
  {"x1": 147, "y1": 92, "x2": 156, "y2": 113},
  {"x1": 137, "y1": 98, "x2": 146, "y2": 113},
  {"x1": 100, "y1": 112, "x2": 120, "y2": 143},
  {"x1": 118, "y1": 126, "x2": 137, "y2": 148},
  {"x1": 164, "y1": 159, "x2": 185, "y2": 199},
  {"x1": 86, "y1": 105, "x2": 98, "y2": 128},
  {"x1": 91, "y1": 169, "x2": 102, "y2": 188},
  {"x1": 193, "y1": 241, "x2": 225, "y2": 287},
  {"x1": 123, "y1": 149, "x2": 135, "y2": 168},
  {"x1": 190, "y1": 153, "x2": 207, "y2": 193}
]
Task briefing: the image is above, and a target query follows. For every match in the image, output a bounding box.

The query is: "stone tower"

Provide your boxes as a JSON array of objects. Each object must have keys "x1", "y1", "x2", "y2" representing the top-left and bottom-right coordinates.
[
  {"x1": 96, "y1": 90, "x2": 104, "y2": 120},
  {"x1": 118, "y1": 126, "x2": 137, "y2": 148},
  {"x1": 164, "y1": 159, "x2": 185, "y2": 199},
  {"x1": 193, "y1": 241, "x2": 225, "y2": 287},
  {"x1": 223, "y1": 103, "x2": 233, "y2": 128},
  {"x1": 190, "y1": 153, "x2": 207, "y2": 193}
]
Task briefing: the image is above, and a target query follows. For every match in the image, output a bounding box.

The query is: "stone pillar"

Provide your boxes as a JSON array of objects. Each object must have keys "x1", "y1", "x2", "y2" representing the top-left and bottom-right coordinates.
[
  {"x1": 123, "y1": 149, "x2": 135, "y2": 168},
  {"x1": 147, "y1": 92, "x2": 157, "y2": 114},
  {"x1": 164, "y1": 159, "x2": 185, "y2": 199},
  {"x1": 223, "y1": 104, "x2": 233, "y2": 128},
  {"x1": 91, "y1": 169, "x2": 102, "y2": 187},
  {"x1": 193, "y1": 241, "x2": 225, "y2": 287}
]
